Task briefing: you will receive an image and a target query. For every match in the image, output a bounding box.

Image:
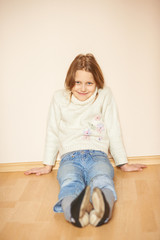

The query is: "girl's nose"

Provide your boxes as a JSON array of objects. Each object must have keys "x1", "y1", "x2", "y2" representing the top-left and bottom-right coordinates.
[{"x1": 81, "y1": 84, "x2": 86, "y2": 92}]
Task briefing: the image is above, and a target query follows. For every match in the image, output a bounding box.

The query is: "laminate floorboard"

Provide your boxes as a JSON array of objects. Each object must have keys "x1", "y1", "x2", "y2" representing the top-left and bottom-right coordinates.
[{"x1": 0, "y1": 165, "x2": 160, "y2": 240}]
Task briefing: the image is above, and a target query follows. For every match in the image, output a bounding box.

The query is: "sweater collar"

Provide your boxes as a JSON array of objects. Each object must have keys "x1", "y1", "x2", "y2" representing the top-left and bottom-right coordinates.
[{"x1": 71, "y1": 88, "x2": 98, "y2": 105}]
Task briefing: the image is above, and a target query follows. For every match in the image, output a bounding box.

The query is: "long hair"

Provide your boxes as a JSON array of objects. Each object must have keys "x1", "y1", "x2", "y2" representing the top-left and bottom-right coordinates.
[{"x1": 65, "y1": 54, "x2": 105, "y2": 91}]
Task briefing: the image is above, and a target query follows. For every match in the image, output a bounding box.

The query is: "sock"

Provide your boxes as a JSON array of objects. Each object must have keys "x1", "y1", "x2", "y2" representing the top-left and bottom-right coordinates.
[
  {"x1": 101, "y1": 188, "x2": 115, "y2": 220},
  {"x1": 61, "y1": 196, "x2": 76, "y2": 222}
]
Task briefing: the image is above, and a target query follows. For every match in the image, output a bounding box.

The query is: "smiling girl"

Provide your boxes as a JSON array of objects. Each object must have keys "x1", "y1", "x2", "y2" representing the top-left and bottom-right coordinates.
[{"x1": 25, "y1": 54, "x2": 146, "y2": 228}]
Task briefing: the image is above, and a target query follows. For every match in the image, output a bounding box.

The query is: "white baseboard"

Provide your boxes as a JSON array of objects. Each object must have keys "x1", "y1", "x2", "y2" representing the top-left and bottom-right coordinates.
[{"x1": 0, "y1": 155, "x2": 160, "y2": 173}]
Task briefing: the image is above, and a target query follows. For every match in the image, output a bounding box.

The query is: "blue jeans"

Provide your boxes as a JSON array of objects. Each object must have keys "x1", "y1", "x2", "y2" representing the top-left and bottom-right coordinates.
[{"x1": 53, "y1": 150, "x2": 117, "y2": 212}]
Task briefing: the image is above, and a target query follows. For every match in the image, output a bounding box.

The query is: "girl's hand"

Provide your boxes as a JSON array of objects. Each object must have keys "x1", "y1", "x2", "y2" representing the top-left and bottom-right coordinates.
[
  {"x1": 24, "y1": 165, "x2": 53, "y2": 176},
  {"x1": 119, "y1": 163, "x2": 147, "y2": 172}
]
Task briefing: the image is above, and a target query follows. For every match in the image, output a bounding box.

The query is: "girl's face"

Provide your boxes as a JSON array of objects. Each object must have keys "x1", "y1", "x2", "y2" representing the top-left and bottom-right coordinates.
[{"x1": 72, "y1": 70, "x2": 96, "y2": 101}]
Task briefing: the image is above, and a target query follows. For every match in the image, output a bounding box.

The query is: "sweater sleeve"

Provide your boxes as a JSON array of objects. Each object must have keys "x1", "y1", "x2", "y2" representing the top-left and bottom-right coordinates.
[
  {"x1": 104, "y1": 90, "x2": 128, "y2": 166},
  {"x1": 43, "y1": 96, "x2": 60, "y2": 166}
]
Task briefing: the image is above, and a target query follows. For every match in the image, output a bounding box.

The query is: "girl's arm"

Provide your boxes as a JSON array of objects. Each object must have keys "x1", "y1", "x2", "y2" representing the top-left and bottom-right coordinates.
[
  {"x1": 24, "y1": 94, "x2": 60, "y2": 176},
  {"x1": 104, "y1": 90, "x2": 128, "y2": 166},
  {"x1": 24, "y1": 165, "x2": 53, "y2": 176},
  {"x1": 43, "y1": 95, "x2": 61, "y2": 166},
  {"x1": 104, "y1": 89, "x2": 147, "y2": 171}
]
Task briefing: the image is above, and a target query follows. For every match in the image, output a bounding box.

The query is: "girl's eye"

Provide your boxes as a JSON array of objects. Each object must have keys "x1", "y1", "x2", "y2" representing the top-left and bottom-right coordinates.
[
  {"x1": 75, "y1": 81, "x2": 80, "y2": 84},
  {"x1": 87, "y1": 82, "x2": 93, "y2": 85}
]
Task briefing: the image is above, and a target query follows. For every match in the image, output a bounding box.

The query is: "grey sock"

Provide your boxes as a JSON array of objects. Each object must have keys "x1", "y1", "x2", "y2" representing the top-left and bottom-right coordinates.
[
  {"x1": 101, "y1": 188, "x2": 115, "y2": 219},
  {"x1": 61, "y1": 196, "x2": 76, "y2": 222}
]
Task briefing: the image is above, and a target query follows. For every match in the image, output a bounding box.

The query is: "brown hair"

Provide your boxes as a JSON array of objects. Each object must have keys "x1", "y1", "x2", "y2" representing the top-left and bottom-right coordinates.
[{"x1": 65, "y1": 53, "x2": 105, "y2": 91}]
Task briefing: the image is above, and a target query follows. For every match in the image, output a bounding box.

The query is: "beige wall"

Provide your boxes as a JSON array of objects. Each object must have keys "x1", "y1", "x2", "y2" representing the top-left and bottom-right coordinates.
[{"x1": 0, "y1": 0, "x2": 160, "y2": 163}]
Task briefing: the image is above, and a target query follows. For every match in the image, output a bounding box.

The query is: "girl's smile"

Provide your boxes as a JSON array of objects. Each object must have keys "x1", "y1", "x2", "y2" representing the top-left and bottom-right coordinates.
[{"x1": 72, "y1": 70, "x2": 96, "y2": 101}]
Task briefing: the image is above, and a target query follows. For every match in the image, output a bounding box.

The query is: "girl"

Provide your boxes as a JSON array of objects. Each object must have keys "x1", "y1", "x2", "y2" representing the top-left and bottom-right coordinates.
[{"x1": 25, "y1": 54, "x2": 146, "y2": 228}]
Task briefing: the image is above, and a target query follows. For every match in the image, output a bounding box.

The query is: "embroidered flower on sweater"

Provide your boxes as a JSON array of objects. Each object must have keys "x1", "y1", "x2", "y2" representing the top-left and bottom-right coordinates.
[
  {"x1": 88, "y1": 123, "x2": 96, "y2": 130},
  {"x1": 96, "y1": 123, "x2": 105, "y2": 133},
  {"x1": 95, "y1": 115, "x2": 101, "y2": 121},
  {"x1": 98, "y1": 136, "x2": 103, "y2": 141},
  {"x1": 84, "y1": 115, "x2": 105, "y2": 141},
  {"x1": 83, "y1": 129, "x2": 92, "y2": 140}
]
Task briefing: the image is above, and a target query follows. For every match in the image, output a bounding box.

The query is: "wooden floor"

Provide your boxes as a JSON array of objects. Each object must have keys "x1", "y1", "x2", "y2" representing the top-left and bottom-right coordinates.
[{"x1": 0, "y1": 165, "x2": 160, "y2": 240}]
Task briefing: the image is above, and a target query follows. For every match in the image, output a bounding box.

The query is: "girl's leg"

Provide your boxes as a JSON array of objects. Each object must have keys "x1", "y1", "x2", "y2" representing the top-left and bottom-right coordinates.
[
  {"x1": 54, "y1": 151, "x2": 90, "y2": 227},
  {"x1": 87, "y1": 151, "x2": 117, "y2": 226},
  {"x1": 63, "y1": 186, "x2": 91, "y2": 227}
]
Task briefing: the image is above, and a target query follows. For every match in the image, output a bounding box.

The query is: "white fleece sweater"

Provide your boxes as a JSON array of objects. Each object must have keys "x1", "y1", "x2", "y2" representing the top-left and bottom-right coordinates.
[{"x1": 43, "y1": 87, "x2": 128, "y2": 166}]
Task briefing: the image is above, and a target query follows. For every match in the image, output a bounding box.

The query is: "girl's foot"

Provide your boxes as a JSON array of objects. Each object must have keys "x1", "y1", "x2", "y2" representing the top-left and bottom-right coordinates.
[
  {"x1": 90, "y1": 187, "x2": 110, "y2": 227},
  {"x1": 70, "y1": 186, "x2": 91, "y2": 228}
]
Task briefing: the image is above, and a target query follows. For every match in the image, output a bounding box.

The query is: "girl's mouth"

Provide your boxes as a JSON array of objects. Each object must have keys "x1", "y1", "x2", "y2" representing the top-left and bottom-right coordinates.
[{"x1": 77, "y1": 92, "x2": 88, "y2": 95}]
